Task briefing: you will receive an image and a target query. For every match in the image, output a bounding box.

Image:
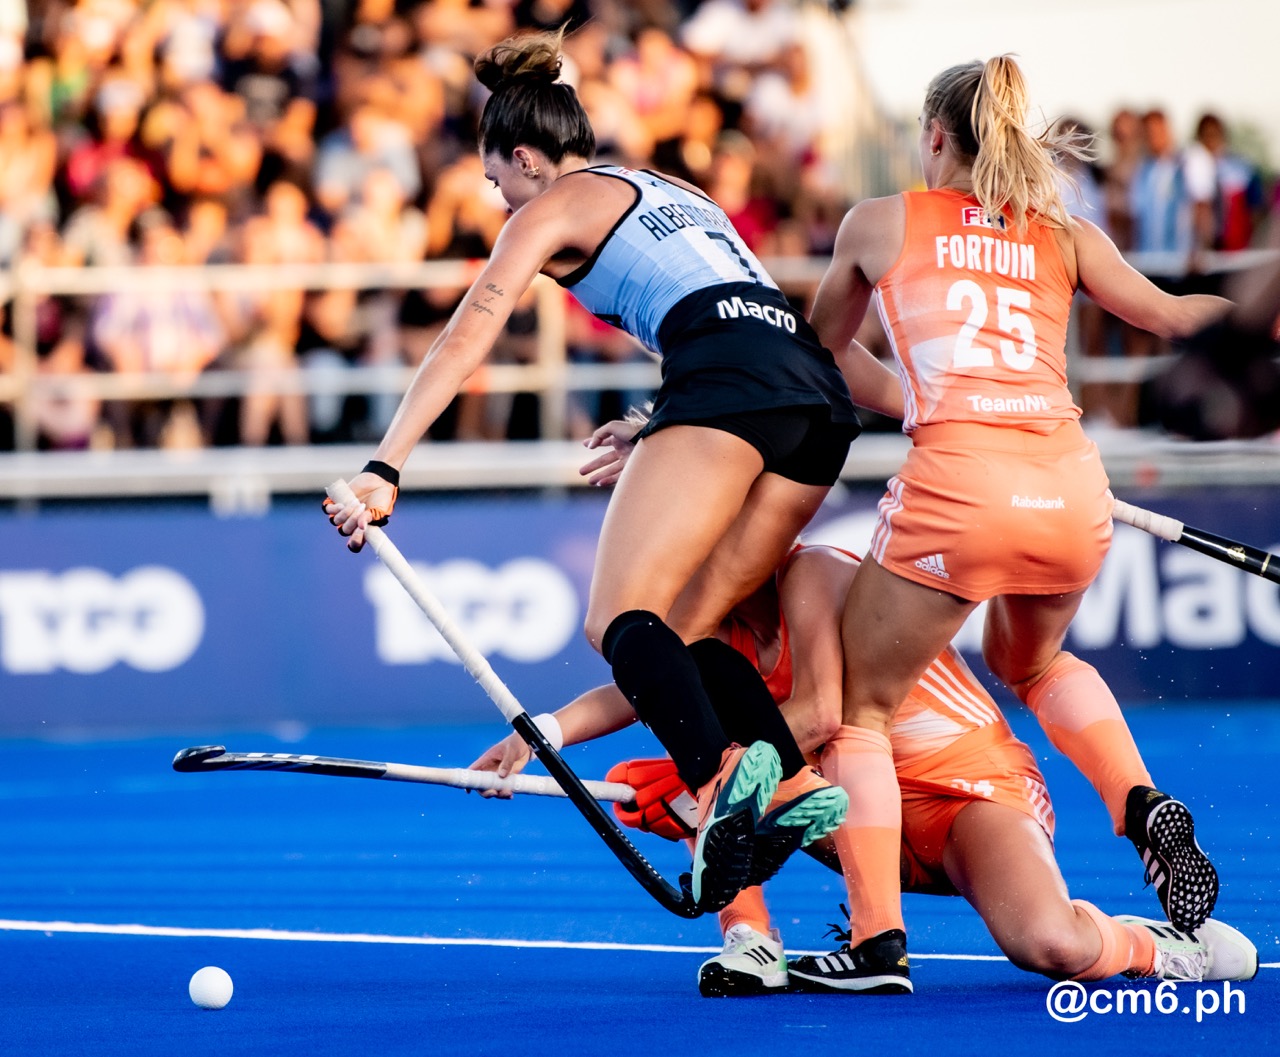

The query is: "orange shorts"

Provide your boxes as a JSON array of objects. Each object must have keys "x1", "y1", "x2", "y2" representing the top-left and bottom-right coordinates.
[
  {"x1": 869, "y1": 420, "x2": 1113, "y2": 601},
  {"x1": 898, "y1": 721, "x2": 1055, "y2": 895}
]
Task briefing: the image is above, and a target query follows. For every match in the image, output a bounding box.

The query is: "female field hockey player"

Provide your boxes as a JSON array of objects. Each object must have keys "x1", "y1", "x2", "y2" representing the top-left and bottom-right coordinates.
[
  {"x1": 470, "y1": 541, "x2": 1258, "y2": 996},
  {"x1": 794, "y1": 56, "x2": 1235, "y2": 990},
  {"x1": 323, "y1": 29, "x2": 898, "y2": 910}
]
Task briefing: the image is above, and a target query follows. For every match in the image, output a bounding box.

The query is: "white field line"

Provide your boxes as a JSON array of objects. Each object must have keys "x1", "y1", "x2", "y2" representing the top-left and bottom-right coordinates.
[
  {"x1": 7, "y1": 920, "x2": 1271, "y2": 968},
  {"x1": 0, "y1": 918, "x2": 1014, "y2": 960}
]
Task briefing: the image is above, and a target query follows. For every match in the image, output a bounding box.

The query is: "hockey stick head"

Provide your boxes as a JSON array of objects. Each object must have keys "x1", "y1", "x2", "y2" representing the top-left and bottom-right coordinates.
[{"x1": 172, "y1": 745, "x2": 228, "y2": 771}]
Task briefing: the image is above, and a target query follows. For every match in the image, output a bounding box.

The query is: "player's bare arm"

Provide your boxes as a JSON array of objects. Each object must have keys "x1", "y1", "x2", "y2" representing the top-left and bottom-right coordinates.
[
  {"x1": 810, "y1": 197, "x2": 907, "y2": 419},
  {"x1": 1072, "y1": 217, "x2": 1233, "y2": 339}
]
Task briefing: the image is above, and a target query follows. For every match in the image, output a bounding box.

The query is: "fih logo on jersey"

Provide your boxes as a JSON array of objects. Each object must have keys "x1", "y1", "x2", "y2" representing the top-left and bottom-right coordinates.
[{"x1": 961, "y1": 206, "x2": 1006, "y2": 230}]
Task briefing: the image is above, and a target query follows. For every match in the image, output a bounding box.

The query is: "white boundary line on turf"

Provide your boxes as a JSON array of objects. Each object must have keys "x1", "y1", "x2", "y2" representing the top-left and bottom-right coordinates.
[
  {"x1": 0, "y1": 919, "x2": 1017, "y2": 960},
  {"x1": 7, "y1": 921, "x2": 1272, "y2": 968}
]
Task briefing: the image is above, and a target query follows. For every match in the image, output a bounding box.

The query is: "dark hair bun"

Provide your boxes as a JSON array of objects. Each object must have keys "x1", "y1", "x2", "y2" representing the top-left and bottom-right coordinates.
[{"x1": 474, "y1": 30, "x2": 564, "y2": 92}]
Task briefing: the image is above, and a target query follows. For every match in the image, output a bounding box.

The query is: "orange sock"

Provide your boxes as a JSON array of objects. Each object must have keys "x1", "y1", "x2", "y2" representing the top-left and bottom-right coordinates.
[
  {"x1": 1071, "y1": 900, "x2": 1157, "y2": 980},
  {"x1": 820, "y1": 725, "x2": 904, "y2": 945},
  {"x1": 1021, "y1": 653, "x2": 1152, "y2": 835},
  {"x1": 718, "y1": 886, "x2": 772, "y2": 936}
]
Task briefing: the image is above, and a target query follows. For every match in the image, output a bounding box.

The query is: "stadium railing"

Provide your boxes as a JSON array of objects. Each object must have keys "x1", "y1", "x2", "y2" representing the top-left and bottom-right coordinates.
[{"x1": 1, "y1": 250, "x2": 1276, "y2": 507}]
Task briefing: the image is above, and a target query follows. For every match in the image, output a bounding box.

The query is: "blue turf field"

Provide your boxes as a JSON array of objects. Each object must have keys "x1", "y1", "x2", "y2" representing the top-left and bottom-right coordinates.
[{"x1": 2, "y1": 703, "x2": 1278, "y2": 1055}]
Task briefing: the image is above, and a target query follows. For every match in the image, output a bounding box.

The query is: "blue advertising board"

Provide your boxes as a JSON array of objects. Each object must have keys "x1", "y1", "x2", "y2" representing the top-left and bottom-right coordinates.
[{"x1": 0, "y1": 487, "x2": 1277, "y2": 737}]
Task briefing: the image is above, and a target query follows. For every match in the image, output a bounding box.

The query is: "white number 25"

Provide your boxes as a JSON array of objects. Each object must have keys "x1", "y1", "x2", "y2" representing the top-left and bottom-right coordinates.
[{"x1": 946, "y1": 280, "x2": 1038, "y2": 370}]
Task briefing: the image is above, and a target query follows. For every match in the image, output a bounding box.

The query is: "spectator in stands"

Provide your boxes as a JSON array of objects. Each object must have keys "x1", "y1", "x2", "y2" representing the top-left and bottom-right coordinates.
[
  {"x1": 574, "y1": 70, "x2": 654, "y2": 168},
  {"x1": 42, "y1": 0, "x2": 134, "y2": 129},
  {"x1": 90, "y1": 208, "x2": 225, "y2": 447},
  {"x1": 740, "y1": 39, "x2": 826, "y2": 206},
  {"x1": 413, "y1": 149, "x2": 515, "y2": 438},
  {"x1": 61, "y1": 73, "x2": 160, "y2": 208},
  {"x1": 0, "y1": 24, "x2": 24, "y2": 114},
  {"x1": 412, "y1": 0, "x2": 514, "y2": 142},
  {"x1": 18, "y1": 220, "x2": 101, "y2": 451},
  {"x1": 1129, "y1": 109, "x2": 1215, "y2": 267},
  {"x1": 0, "y1": 100, "x2": 58, "y2": 262},
  {"x1": 651, "y1": 89, "x2": 721, "y2": 186},
  {"x1": 221, "y1": 179, "x2": 323, "y2": 446},
  {"x1": 219, "y1": 0, "x2": 321, "y2": 194},
  {"x1": 1102, "y1": 108, "x2": 1143, "y2": 251},
  {"x1": 181, "y1": 195, "x2": 233, "y2": 264},
  {"x1": 298, "y1": 282, "x2": 364, "y2": 443},
  {"x1": 333, "y1": 165, "x2": 427, "y2": 264},
  {"x1": 412, "y1": 0, "x2": 514, "y2": 61},
  {"x1": 150, "y1": 80, "x2": 263, "y2": 216},
  {"x1": 702, "y1": 129, "x2": 776, "y2": 251},
  {"x1": 314, "y1": 99, "x2": 421, "y2": 221},
  {"x1": 143, "y1": 0, "x2": 224, "y2": 92},
  {"x1": 1189, "y1": 112, "x2": 1266, "y2": 251},
  {"x1": 61, "y1": 154, "x2": 158, "y2": 267},
  {"x1": 680, "y1": 0, "x2": 798, "y2": 117},
  {"x1": 608, "y1": 26, "x2": 698, "y2": 153},
  {"x1": 1054, "y1": 116, "x2": 1125, "y2": 425},
  {"x1": 333, "y1": 166, "x2": 430, "y2": 436},
  {"x1": 424, "y1": 151, "x2": 507, "y2": 260}
]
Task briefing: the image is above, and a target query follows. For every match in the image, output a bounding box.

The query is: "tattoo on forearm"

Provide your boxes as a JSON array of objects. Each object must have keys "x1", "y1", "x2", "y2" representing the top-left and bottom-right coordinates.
[{"x1": 469, "y1": 282, "x2": 505, "y2": 318}]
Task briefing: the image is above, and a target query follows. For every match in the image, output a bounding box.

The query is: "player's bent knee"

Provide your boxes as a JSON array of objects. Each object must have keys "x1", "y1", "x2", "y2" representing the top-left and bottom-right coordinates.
[
  {"x1": 1000, "y1": 922, "x2": 1094, "y2": 979},
  {"x1": 585, "y1": 606, "x2": 634, "y2": 656},
  {"x1": 583, "y1": 610, "x2": 609, "y2": 656},
  {"x1": 798, "y1": 706, "x2": 843, "y2": 749}
]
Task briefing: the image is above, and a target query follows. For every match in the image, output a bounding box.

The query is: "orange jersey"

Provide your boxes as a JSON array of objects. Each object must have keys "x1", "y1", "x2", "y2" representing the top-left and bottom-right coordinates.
[
  {"x1": 725, "y1": 612, "x2": 793, "y2": 705},
  {"x1": 890, "y1": 642, "x2": 1005, "y2": 770},
  {"x1": 875, "y1": 188, "x2": 1079, "y2": 433}
]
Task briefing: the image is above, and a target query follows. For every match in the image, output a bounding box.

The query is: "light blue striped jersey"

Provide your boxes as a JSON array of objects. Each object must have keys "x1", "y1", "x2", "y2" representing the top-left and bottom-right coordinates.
[{"x1": 557, "y1": 166, "x2": 778, "y2": 354}]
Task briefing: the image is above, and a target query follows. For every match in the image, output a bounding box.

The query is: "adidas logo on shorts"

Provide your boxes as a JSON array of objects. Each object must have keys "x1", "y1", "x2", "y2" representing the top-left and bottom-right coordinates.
[{"x1": 914, "y1": 553, "x2": 951, "y2": 579}]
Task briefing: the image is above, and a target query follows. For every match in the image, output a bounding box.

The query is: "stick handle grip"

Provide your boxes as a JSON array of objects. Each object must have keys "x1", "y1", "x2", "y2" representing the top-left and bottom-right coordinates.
[
  {"x1": 1112, "y1": 499, "x2": 1184, "y2": 542},
  {"x1": 381, "y1": 763, "x2": 635, "y2": 800}
]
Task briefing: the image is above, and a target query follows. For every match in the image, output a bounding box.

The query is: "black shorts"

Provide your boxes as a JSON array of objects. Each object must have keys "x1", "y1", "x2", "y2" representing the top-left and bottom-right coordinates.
[{"x1": 640, "y1": 405, "x2": 859, "y2": 486}]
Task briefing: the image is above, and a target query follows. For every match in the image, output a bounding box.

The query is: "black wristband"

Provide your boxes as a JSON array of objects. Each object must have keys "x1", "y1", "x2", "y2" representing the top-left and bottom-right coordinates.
[{"x1": 362, "y1": 460, "x2": 401, "y2": 488}]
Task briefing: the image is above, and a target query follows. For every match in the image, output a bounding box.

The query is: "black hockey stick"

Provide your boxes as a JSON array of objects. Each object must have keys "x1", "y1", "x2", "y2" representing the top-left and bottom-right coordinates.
[{"x1": 1113, "y1": 499, "x2": 1280, "y2": 584}]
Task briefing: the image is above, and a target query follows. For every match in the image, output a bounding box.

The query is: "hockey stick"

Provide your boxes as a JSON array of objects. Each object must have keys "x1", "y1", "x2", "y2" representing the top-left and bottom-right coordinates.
[
  {"x1": 172, "y1": 745, "x2": 637, "y2": 802},
  {"x1": 1113, "y1": 499, "x2": 1280, "y2": 585},
  {"x1": 317, "y1": 479, "x2": 700, "y2": 918}
]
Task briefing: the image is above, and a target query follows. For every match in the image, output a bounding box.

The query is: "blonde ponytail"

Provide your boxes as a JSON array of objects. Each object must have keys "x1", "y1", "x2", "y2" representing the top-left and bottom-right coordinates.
[{"x1": 925, "y1": 56, "x2": 1093, "y2": 234}]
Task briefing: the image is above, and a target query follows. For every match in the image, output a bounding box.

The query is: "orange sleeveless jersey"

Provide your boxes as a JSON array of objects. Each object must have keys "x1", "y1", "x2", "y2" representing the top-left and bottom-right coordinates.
[
  {"x1": 725, "y1": 612, "x2": 793, "y2": 705},
  {"x1": 875, "y1": 188, "x2": 1079, "y2": 433}
]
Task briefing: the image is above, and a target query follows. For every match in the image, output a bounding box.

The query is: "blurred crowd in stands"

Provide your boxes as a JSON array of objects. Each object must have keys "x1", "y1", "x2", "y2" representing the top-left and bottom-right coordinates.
[{"x1": 0, "y1": 0, "x2": 1276, "y2": 451}]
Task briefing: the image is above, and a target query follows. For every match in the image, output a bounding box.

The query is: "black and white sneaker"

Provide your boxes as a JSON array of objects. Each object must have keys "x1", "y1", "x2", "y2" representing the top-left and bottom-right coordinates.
[
  {"x1": 788, "y1": 917, "x2": 912, "y2": 995},
  {"x1": 697, "y1": 924, "x2": 788, "y2": 997},
  {"x1": 1117, "y1": 916, "x2": 1259, "y2": 982},
  {"x1": 1125, "y1": 786, "x2": 1219, "y2": 932}
]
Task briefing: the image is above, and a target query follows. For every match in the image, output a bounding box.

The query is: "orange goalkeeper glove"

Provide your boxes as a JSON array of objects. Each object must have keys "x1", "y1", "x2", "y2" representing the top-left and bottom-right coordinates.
[{"x1": 605, "y1": 757, "x2": 697, "y2": 842}]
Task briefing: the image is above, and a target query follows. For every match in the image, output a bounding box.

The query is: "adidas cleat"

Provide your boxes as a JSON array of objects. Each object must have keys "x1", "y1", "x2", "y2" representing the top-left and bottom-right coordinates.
[
  {"x1": 1125, "y1": 786, "x2": 1219, "y2": 932},
  {"x1": 698, "y1": 924, "x2": 788, "y2": 997}
]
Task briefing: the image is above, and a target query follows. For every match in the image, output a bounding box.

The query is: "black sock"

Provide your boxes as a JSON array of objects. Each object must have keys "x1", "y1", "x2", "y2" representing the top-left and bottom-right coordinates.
[
  {"x1": 603, "y1": 610, "x2": 730, "y2": 790},
  {"x1": 687, "y1": 637, "x2": 807, "y2": 779}
]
